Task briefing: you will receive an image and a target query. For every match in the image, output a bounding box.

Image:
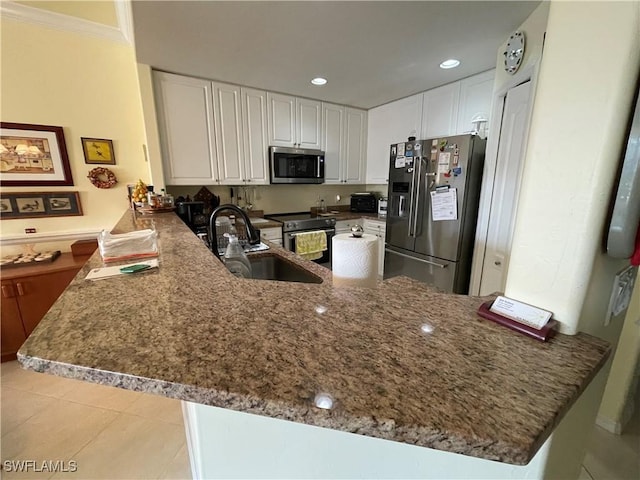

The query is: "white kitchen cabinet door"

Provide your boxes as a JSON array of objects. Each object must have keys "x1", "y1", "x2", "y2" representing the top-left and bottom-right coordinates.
[
  {"x1": 344, "y1": 108, "x2": 366, "y2": 184},
  {"x1": 363, "y1": 218, "x2": 386, "y2": 277},
  {"x1": 421, "y1": 82, "x2": 460, "y2": 140},
  {"x1": 214, "y1": 83, "x2": 245, "y2": 185},
  {"x1": 296, "y1": 98, "x2": 322, "y2": 149},
  {"x1": 323, "y1": 105, "x2": 366, "y2": 185},
  {"x1": 366, "y1": 94, "x2": 423, "y2": 184},
  {"x1": 335, "y1": 219, "x2": 361, "y2": 235},
  {"x1": 259, "y1": 227, "x2": 283, "y2": 246},
  {"x1": 456, "y1": 70, "x2": 495, "y2": 135},
  {"x1": 153, "y1": 71, "x2": 218, "y2": 185},
  {"x1": 322, "y1": 103, "x2": 345, "y2": 184},
  {"x1": 241, "y1": 88, "x2": 269, "y2": 184},
  {"x1": 267, "y1": 92, "x2": 296, "y2": 147}
]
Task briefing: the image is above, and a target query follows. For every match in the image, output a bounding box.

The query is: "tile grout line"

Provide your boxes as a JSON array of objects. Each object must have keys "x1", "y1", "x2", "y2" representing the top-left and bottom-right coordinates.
[{"x1": 0, "y1": 386, "x2": 56, "y2": 439}]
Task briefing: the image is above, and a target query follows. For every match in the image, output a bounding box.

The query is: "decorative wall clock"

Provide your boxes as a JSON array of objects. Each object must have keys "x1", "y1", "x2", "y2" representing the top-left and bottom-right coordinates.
[{"x1": 504, "y1": 31, "x2": 525, "y2": 74}]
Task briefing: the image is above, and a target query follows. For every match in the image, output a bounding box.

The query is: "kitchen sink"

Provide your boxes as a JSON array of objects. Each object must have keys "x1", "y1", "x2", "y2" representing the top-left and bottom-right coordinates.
[{"x1": 248, "y1": 254, "x2": 323, "y2": 284}]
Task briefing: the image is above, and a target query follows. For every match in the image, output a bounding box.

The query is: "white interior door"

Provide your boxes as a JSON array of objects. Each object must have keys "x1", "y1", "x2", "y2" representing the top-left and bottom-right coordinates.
[{"x1": 479, "y1": 80, "x2": 532, "y2": 296}]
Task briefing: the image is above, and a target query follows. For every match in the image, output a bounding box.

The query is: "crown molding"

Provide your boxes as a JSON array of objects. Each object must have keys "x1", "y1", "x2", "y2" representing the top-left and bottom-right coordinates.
[{"x1": 0, "y1": 1, "x2": 132, "y2": 45}]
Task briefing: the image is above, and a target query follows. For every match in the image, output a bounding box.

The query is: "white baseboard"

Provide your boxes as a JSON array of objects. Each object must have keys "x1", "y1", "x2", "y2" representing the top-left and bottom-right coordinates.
[{"x1": 595, "y1": 415, "x2": 622, "y2": 434}]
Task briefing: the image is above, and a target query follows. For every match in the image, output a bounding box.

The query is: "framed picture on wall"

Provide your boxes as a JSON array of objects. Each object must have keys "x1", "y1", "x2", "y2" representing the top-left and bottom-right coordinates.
[
  {"x1": 0, "y1": 122, "x2": 74, "y2": 187},
  {"x1": 81, "y1": 137, "x2": 116, "y2": 165},
  {"x1": 0, "y1": 191, "x2": 82, "y2": 219}
]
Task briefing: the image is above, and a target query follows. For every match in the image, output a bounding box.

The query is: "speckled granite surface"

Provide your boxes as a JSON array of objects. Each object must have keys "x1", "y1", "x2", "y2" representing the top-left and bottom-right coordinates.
[{"x1": 18, "y1": 210, "x2": 610, "y2": 465}]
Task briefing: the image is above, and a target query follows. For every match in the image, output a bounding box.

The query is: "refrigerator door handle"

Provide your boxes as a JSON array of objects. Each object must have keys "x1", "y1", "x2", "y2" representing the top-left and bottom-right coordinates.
[
  {"x1": 399, "y1": 195, "x2": 406, "y2": 217},
  {"x1": 385, "y1": 248, "x2": 448, "y2": 268},
  {"x1": 412, "y1": 157, "x2": 424, "y2": 237},
  {"x1": 408, "y1": 159, "x2": 419, "y2": 237}
]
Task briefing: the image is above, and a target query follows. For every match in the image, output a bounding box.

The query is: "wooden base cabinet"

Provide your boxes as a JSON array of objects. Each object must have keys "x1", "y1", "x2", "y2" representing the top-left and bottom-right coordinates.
[{"x1": 1, "y1": 254, "x2": 85, "y2": 362}]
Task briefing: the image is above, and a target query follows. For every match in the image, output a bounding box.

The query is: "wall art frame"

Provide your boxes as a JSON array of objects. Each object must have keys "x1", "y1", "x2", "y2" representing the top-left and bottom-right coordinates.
[
  {"x1": 0, "y1": 122, "x2": 74, "y2": 187},
  {"x1": 81, "y1": 137, "x2": 116, "y2": 165},
  {"x1": 0, "y1": 191, "x2": 82, "y2": 219}
]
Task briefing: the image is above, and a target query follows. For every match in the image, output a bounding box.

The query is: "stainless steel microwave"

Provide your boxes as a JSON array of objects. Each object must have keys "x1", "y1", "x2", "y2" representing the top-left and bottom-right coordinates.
[{"x1": 269, "y1": 146, "x2": 325, "y2": 184}]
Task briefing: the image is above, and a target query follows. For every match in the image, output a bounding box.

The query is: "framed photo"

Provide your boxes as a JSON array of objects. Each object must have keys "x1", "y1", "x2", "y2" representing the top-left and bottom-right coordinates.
[
  {"x1": 0, "y1": 122, "x2": 74, "y2": 187},
  {"x1": 0, "y1": 191, "x2": 82, "y2": 219},
  {"x1": 81, "y1": 137, "x2": 115, "y2": 165}
]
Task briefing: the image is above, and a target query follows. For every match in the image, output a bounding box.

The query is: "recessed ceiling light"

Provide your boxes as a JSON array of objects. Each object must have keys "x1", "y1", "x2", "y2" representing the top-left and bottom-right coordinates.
[
  {"x1": 440, "y1": 59, "x2": 460, "y2": 69},
  {"x1": 311, "y1": 77, "x2": 327, "y2": 86}
]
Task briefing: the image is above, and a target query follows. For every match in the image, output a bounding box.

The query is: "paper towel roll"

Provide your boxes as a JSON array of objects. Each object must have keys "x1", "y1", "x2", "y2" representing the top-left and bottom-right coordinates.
[{"x1": 332, "y1": 233, "x2": 378, "y2": 288}]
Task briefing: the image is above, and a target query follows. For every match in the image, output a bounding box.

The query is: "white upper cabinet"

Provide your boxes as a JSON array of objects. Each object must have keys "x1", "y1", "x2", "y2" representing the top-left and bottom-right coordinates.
[
  {"x1": 456, "y1": 69, "x2": 495, "y2": 135},
  {"x1": 154, "y1": 72, "x2": 218, "y2": 185},
  {"x1": 366, "y1": 94, "x2": 423, "y2": 184},
  {"x1": 267, "y1": 93, "x2": 295, "y2": 146},
  {"x1": 343, "y1": 108, "x2": 366, "y2": 183},
  {"x1": 296, "y1": 98, "x2": 322, "y2": 149},
  {"x1": 322, "y1": 103, "x2": 344, "y2": 184},
  {"x1": 421, "y1": 82, "x2": 460, "y2": 140},
  {"x1": 213, "y1": 82, "x2": 244, "y2": 185},
  {"x1": 241, "y1": 88, "x2": 269, "y2": 184},
  {"x1": 268, "y1": 93, "x2": 322, "y2": 149},
  {"x1": 323, "y1": 104, "x2": 366, "y2": 184}
]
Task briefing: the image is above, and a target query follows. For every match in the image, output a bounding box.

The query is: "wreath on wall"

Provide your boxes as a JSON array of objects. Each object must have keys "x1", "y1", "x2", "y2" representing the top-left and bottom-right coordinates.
[{"x1": 87, "y1": 167, "x2": 117, "y2": 189}]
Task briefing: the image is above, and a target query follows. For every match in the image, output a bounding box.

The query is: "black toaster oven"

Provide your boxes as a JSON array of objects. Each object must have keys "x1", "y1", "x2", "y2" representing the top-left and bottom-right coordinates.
[{"x1": 350, "y1": 193, "x2": 378, "y2": 213}]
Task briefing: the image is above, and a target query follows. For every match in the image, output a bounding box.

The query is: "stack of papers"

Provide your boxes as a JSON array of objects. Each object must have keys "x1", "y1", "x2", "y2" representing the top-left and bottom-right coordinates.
[{"x1": 85, "y1": 259, "x2": 159, "y2": 281}]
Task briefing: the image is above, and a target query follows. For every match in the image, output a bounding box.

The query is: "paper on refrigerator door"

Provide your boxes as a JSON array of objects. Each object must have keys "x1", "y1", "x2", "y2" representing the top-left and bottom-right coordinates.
[{"x1": 431, "y1": 188, "x2": 458, "y2": 221}]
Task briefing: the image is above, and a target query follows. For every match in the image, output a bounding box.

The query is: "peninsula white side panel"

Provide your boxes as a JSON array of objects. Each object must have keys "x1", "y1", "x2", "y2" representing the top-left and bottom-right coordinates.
[{"x1": 182, "y1": 401, "x2": 553, "y2": 480}]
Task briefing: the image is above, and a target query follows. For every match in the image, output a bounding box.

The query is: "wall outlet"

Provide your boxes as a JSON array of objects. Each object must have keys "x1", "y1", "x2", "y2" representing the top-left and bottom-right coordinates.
[{"x1": 24, "y1": 228, "x2": 36, "y2": 234}]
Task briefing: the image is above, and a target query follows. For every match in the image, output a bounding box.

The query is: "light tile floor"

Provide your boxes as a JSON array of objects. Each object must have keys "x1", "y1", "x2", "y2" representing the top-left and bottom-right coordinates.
[
  {"x1": 1, "y1": 361, "x2": 190, "y2": 479},
  {"x1": 1, "y1": 360, "x2": 639, "y2": 479}
]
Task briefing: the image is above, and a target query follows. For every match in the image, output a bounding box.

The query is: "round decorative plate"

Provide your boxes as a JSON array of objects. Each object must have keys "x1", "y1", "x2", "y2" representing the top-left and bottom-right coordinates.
[{"x1": 504, "y1": 31, "x2": 525, "y2": 74}]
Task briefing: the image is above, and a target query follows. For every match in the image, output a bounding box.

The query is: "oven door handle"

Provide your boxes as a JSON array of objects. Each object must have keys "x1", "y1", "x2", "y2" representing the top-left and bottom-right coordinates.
[{"x1": 289, "y1": 229, "x2": 335, "y2": 237}]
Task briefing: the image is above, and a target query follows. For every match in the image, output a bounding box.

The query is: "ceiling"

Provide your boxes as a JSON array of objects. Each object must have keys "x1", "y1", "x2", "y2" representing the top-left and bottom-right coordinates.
[{"x1": 131, "y1": 1, "x2": 540, "y2": 109}]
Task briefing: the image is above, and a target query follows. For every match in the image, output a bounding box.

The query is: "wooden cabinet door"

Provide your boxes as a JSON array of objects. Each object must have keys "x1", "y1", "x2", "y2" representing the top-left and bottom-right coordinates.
[
  {"x1": 366, "y1": 94, "x2": 423, "y2": 185},
  {"x1": 214, "y1": 82, "x2": 245, "y2": 185},
  {"x1": 153, "y1": 71, "x2": 219, "y2": 185},
  {"x1": 344, "y1": 108, "x2": 366, "y2": 184},
  {"x1": 241, "y1": 87, "x2": 269, "y2": 184},
  {"x1": 322, "y1": 103, "x2": 345, "y2": 184},
  {"x1": 16, "y1": 269, "x2": 80, "y2": 336},
  {"x1": 267, "y1": 92, "x2": 296, "y2": 147},
  {"x1": 1, "y1": 280, "x2": 26, "y2": 362},
  {"x1": 421, "y1": 82, "x2": 460, "y2": 140},
  {"x1": 456, "y1": 69, "x2": 495, "y2": 135},
  {"x1": 296, "y1": 98, "x2": 322, "y2": 149}
]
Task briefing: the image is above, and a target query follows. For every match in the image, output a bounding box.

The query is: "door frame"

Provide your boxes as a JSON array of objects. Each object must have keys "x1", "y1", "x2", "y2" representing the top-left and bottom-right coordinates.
[{"x1": 469, "y1": 61, "x2": 542, "y2": 295}]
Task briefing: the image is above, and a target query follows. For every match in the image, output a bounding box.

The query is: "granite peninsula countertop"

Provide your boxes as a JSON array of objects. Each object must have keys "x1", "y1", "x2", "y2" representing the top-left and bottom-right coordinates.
[{"x1": 18, "y1": 210, "x2": 610, "y2": 465}]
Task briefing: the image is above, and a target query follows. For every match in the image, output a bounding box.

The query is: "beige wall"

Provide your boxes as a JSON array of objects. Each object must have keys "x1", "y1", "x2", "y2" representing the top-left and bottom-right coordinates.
[
  {"x1": 598, "y1": 279, "x2": 640, "y2": 432},
  {"x1": 505, "y1": 0, "x2": 640, "y2": 334},
  {"x1": 15, "y1": 1, "x2": 118, "y2": 26},
  {"x1": 502, "y1": 1, "x2": 640, "y2": 476},
  {"x1": 0, "y1": 15, "x2": 149, "y2": 254},
  {"x1": 166, "y1": 183, "x2": 381, "y2": 215}
]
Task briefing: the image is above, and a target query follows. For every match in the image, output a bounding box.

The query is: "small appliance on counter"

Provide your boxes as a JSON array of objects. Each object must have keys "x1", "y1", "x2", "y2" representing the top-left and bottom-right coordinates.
[
  {"x1": 176, "y1": 201, "x2": 208, "y2": 238},
  {"x1": 378, "y1": 197, "x2": 388, "y2": 217},
  {"x1": 350, "y1": 192, "x2": 378, "y2": 213}
]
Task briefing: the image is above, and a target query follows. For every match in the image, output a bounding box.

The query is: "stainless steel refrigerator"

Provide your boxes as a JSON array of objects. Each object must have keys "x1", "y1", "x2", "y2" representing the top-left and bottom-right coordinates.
[{"x1": 383, "y1": 134, "x2": 486, "y2": 293}]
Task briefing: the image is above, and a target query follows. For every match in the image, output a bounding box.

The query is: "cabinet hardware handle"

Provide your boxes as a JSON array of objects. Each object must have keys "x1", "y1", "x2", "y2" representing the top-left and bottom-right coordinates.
[
  {"x1": 16, "y1": 282, "x2": 25, "y2": 296},
  {"x1": 1, "y1": 285, "x2": 15, "y2": 298}
]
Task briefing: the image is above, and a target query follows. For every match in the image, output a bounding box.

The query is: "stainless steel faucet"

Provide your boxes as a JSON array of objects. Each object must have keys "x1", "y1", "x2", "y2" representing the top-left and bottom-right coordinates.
[{"x1": 209, "y1": 204, "x2": 260, "y2": 258}]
